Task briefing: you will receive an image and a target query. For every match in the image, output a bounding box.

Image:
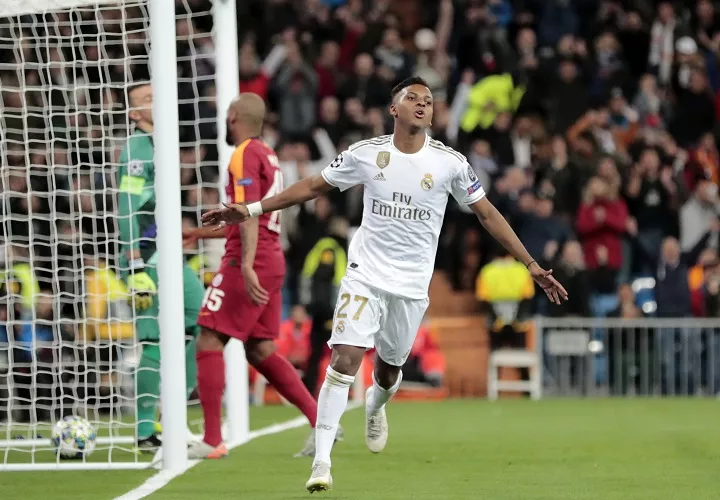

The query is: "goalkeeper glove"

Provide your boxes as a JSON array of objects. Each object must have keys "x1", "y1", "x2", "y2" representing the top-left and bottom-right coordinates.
[{"x1": 126, "y1": 259, "x2": 157, "y2": 310}]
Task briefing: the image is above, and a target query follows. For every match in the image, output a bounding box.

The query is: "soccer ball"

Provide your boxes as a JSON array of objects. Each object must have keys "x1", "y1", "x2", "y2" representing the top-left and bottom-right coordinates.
[{"x1": 51, "y1": 416, "x2": 97, "y2": 459}]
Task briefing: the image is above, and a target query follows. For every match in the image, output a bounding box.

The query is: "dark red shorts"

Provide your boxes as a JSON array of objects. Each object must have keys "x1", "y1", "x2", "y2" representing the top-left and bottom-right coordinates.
[{"x1": 197, "y1": 261, "x2": 285, "y2": 342}]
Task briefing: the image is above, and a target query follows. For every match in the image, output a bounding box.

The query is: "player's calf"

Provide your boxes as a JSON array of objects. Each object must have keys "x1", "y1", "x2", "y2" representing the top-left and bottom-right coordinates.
[
  {"x1": 293, "y1": 425, "x2": 345, "y2": 458},
  {"x1": 311, "y1": 345, "x2": 364, "y2": 469},
  {"x1": 372, "y1": 358, "x2": 402, "y2": 390},
  {"x1": 247, "y1": 338, "x2": 330, "y2": 457},
  {"x1": 195, "y1": 328, "x2": 229, "y2": 451},
  {"x1": 247, "y1": 339, "x2": 318, "y2": 427}
]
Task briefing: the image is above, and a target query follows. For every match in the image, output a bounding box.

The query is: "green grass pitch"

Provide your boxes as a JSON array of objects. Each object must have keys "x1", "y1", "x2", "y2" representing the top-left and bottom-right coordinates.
[{"x1": 3, "y1": 399, "x2": 720, "y2": 499}]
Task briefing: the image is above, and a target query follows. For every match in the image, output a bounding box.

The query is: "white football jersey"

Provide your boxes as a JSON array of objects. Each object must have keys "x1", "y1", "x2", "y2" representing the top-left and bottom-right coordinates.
[{"x1": 321, "y1": 134, "x2": 486, "y2": 299}]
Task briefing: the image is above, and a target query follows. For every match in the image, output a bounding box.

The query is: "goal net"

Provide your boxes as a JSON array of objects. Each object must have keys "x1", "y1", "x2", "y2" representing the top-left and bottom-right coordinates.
[{"x1": 0, "y1": 0, "x2": 226, "y2": 470}]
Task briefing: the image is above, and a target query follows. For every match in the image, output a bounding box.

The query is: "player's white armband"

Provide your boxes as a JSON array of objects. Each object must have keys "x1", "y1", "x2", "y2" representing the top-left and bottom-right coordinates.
[{"x1": 247, "y1": 202, "x2": 263, "y2": 218}]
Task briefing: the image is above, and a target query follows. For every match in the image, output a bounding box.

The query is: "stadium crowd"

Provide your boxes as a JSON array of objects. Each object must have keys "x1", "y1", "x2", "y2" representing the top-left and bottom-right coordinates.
[
  {"x1": 235, "y1": 0, "x2": 720, "y2": 321},
  {"x1": 2, "y1": 0, "x2": 720, "y2": 408}
]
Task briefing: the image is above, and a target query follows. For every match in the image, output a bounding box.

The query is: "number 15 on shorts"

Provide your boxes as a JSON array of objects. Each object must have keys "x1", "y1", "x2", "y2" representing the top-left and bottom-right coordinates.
[{"x1": 202, "y1": 286, "x2": 225, "y2": 312}]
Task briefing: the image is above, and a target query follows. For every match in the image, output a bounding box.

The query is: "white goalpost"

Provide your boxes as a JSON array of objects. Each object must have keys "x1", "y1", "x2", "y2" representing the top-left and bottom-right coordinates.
[
  {"x1": 151, "y1": 0, "x2": 187, "y2": 474},
  {"x1": 212, "y1": 0, "x2": 249, "y2": 448},
  {"x1": 0, "y1": 0, "x2": 248, "y2": 471}
]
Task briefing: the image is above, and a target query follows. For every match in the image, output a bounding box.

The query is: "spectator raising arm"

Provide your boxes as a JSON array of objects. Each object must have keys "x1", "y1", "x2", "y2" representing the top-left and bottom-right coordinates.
[
  {"x1": 434, "y1": 0, "x2": 453, "y2": 62},
  {"x1": 446, "y1": 70, "x2": 474, "y2": 145},
  {"x1": 311, "y1": 128, "x2": 338, "y2": 173},
  {"x1": 261, "y1": 43, "x2": 287, "y2": 79}
]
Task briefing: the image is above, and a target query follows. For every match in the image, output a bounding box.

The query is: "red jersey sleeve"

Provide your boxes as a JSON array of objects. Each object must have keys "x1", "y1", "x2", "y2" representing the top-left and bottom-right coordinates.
[{"x1": 228, "y1": 140, "x2": 263, "y2": 203}]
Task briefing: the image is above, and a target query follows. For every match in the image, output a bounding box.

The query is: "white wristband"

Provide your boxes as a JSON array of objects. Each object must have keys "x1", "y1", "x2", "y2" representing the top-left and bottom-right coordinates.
[
  {"x1": 128, "y1": 258, "x2": 145, "y2": 272},
  {"x1": 246, "y1": 202, "x2": 264, "y2": 218}
]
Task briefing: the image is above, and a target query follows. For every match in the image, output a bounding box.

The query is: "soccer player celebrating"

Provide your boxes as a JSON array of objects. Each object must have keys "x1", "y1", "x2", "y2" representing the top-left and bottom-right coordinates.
[
  {"x1": 117, "y1": 83, "x2": 206, "y2": 451},
  {"x1": 202, "y1": 77, "x2": 568, "y2": 491},
  {"x1": 185, "y1": 93, "x2": 330, "y2": 459}
]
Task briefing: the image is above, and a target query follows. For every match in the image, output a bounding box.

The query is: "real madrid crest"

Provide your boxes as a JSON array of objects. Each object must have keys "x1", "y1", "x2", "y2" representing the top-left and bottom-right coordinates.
[
  {"x1": 376, "y1": 151, "x2": 391, "y2": 169},
  {"x1": 336, "y1": 320, "x2": 346, "y2": 333},
  {"x1": 421, "y1": 173, "x2": 434, "y2": 191}
]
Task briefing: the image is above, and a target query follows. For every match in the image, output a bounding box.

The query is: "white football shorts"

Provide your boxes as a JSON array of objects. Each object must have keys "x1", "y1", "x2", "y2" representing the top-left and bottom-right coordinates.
[{"x1": 328, "y1": 277, "x2": 430, "y2": 366}]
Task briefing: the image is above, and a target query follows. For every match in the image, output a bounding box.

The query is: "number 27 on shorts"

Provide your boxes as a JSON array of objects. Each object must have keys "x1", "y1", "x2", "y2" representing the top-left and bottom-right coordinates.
[{"x1": 336, "y1": 293, "x2": 369, "y2": 320}]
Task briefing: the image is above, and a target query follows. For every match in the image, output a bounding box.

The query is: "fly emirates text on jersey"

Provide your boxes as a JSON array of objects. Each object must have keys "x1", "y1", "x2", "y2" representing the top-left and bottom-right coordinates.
[{"x1": 370, "y1": 191, "x2": 433, "y2": 221}]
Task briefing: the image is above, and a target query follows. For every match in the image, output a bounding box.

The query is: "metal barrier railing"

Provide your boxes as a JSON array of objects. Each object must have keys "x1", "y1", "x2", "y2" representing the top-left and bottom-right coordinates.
[{"x1": 536, "y1": 318, "x2": 720, "y2": 397}]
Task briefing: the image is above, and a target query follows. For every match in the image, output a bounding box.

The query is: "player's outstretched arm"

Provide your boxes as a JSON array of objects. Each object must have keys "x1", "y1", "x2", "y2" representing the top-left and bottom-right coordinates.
[
  {"x1": 470, "y1": 197, "x2": 569, "y2": 305},
  {"x1": 201, "y1": 174, "x2": 334, "y2": 227},
  {"x1": 183, "y1": 226, "x2": 227, "y2": 246}
]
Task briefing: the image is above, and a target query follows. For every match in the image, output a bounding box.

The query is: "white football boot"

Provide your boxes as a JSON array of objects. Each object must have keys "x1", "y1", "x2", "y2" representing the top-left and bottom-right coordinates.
[
  {"x1": 306, "y1": 461, "x2": 333, "y2": 493},
  {"x1": 187, "y1": 440, "x2": 228, "y2": 459},
  {"x1": 364, "y1": 386, "x2": 388, "y2": 453}
]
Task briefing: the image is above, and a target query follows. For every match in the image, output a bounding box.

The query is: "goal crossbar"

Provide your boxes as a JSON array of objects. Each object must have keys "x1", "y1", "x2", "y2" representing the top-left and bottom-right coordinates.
[{"x1": 0, "y1": 0, "x2": 122, "y2": 18}]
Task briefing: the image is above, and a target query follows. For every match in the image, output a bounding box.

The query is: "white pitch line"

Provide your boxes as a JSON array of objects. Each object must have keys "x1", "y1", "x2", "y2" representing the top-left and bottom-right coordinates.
[{"x1": 115, "y1": 402, "x2": 361, "y2": 500}]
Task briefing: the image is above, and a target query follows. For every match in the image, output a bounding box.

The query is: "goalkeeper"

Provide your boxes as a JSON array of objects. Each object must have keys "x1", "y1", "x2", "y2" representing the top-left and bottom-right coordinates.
[{"x1": 117, "y1": 83, "x2": 205, "y2": 452}]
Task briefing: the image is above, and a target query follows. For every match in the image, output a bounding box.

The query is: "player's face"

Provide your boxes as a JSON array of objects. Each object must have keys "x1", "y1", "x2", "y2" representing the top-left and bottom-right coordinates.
[
  {"x1": 391, "y1": 85, "x2": 433, "y2": 130},
  {"x1": 128, "y1": 85, "x2": 154, "y2": 127},
  {"x1": 225, "y1": 111, "x2": 236, "y2": 146},
  {"x1": 225, "y1": 118, "x2": 234, "y2": 145}
]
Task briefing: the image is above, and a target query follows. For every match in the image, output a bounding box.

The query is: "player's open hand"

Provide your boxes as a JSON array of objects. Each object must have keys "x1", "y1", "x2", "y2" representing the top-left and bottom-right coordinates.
[
  {"x1": 242, "y1": 265, "x2": 270, "y2": 306},
  {"x1": 528, "y1": 262, "x2": 568, "y2": 305},
  {"x1": 201, "y1": 203, "x2": 250, "y2": 229}
]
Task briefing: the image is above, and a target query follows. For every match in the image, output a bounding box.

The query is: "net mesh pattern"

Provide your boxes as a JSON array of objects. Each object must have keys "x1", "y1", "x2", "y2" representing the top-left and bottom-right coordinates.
[{"x1": 0, "y1": 0, "x2": 218, "y2": 464}]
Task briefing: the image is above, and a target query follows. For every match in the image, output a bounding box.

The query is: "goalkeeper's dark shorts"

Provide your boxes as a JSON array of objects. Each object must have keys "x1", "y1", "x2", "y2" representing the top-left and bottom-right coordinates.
[{"x1": 197, "y1": 261, "x2": 284, "y2": 342}]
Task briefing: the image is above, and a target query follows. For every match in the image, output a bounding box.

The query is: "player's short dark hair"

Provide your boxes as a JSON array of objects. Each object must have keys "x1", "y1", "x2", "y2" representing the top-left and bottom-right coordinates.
[{"x1": 391, "y1": 76, "x2": 430, "y2": 101}]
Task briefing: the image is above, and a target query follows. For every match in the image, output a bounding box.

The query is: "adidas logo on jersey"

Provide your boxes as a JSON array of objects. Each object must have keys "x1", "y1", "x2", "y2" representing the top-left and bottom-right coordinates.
[{"x1": 373, "y1": 172, "x2": 386, "y2": 181}]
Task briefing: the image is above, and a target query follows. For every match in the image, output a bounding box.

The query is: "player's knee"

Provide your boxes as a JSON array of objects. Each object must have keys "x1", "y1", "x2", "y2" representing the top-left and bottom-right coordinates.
[
  {"x1": 374, "y1": 358, "x2": 401, "y2": 389},
  {"x1": 196, "y1": 328, "x2": 226, "y2": 352},
  {"x1": 329, "y1": 345, "x2": 364, "y2": 377},
  {"x1": 245, "y1": 339, "x2": 275, "y2": 366},
  {"x1": 374, "y1": 368, "x2": 401, "y2": 390}
]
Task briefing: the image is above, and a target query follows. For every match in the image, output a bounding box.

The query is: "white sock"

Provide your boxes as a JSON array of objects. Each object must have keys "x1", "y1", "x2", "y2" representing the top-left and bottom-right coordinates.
[
  {"x1": 366, "y1": 371, "x2": 403, "y2": 416},
  {"x1": 314, "y1": 366, "x2": 354, "y2": 467}
]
